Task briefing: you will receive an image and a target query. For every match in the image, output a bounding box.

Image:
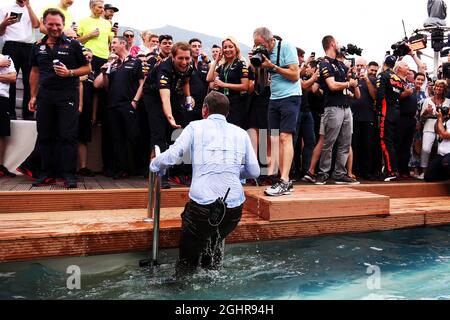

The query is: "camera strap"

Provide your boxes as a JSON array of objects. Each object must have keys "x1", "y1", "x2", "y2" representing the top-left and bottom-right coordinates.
[{"x1": 208, "y1": 188, "x2": 231, "y2": 227}]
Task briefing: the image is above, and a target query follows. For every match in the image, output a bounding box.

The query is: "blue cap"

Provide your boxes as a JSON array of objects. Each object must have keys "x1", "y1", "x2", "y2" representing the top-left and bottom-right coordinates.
[{"x1": 384, "y1": 55, "x2": 397, "y2": 68}]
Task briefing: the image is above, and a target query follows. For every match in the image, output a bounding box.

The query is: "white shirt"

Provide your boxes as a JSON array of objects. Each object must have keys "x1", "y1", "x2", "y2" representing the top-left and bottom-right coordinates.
[
  {"x1": 421, "y1": 97, "x2": 450, "y2": 133},
  {"x1": 438, "y1": 119, "x2": 450, "y2": 156},
  {"x1": 0, "y1": 54, "x2": 16, "y2": 98},
  {"x1": 0, "y1": 3, "x2": 36, "y2": 43}
]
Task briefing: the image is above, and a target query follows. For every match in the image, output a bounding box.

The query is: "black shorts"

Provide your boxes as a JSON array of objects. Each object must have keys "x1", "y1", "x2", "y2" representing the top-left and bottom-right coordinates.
[
  {"x1": 247, "y1": 93, "x2": 270, "y2": 129},
  {"x1": 268, "y1": 95, "x2": 301, "y2": 134},
  {"x1": 0, "y1": 96, "x2": 11, "y2": 137}
]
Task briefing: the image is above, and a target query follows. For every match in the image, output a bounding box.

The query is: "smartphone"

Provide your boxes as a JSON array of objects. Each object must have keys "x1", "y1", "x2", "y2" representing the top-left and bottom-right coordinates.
[
  {"x1": 112, "y1": 22, "x2": 118, "y2": 31},
  {"x1": 311, "y1": 52, "x2": 316, "y2": 58},
  {"x1": 10, "y1": 12, "x2": 22, "y2": 22}
]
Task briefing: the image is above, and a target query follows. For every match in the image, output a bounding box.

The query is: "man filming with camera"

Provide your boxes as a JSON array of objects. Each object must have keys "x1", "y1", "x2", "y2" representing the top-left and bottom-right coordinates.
[
  {"x1": 252, "y1": 27, "x2": 301, "y2": 197},
  {"x1": 425, "y1": 107, "x2": 450, "y2": 182}
]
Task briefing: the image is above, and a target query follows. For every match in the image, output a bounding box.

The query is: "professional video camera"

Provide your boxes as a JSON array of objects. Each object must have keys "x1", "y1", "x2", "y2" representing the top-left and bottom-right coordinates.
[
  {"x1": 391, "y1": 40, "x2": 411, "y2": 57},
  {"x1": 339, "y1": 44, "x2": 363, "y2": 56},
  {"x1": 250, "y1": 45, "x2": 270, "y2": 67}
]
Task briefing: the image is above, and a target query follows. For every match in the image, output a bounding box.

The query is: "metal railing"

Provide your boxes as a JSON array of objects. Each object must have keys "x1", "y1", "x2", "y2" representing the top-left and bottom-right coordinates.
[{"x1": 140, "y1": 146, "x2": 161, "y2": 268}]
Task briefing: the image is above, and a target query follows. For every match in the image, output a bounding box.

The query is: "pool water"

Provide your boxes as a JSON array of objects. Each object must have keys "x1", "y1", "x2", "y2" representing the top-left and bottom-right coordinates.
[{"x1": 0, "y1": 226, "x2": 449, "y2": 300}]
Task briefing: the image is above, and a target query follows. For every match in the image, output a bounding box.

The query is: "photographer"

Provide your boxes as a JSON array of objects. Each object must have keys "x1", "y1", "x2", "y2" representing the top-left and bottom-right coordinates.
[
  {"x1": 314, "y1": 35, "x2": 361, "y2": 185},
  {"x1": 425, "y1": 108, "x2": 450, "y2": 182},
  {"x1": 253, "y1": 27, "x2": 301, "y2": 196},
  {"x1": 420, "y1": 80, "x2": 450, "y2": 178}
]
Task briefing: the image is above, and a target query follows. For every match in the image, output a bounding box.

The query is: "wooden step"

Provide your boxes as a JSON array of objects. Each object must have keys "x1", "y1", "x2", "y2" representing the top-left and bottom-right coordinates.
[
  {"x1": 0, "y1": 197, "x2": 449, "y2": 263},
  {"x1": 245, "y1": 186, "x2": 390, "y2": 221}
]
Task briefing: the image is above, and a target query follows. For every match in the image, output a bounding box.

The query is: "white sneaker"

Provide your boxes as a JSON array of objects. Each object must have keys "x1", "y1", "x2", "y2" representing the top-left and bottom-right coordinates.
[
  {"x1": 417, "y1": 173, "x2": 425, "y2": 180},
  {"x1": 265, "y1": 180, "x2": 291, "y2": 197}
]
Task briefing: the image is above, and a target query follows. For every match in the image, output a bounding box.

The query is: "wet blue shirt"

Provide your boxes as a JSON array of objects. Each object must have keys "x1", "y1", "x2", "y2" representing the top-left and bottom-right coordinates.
[{"x1": 150, "y1": 114, "x2": 260, "y2": 208}]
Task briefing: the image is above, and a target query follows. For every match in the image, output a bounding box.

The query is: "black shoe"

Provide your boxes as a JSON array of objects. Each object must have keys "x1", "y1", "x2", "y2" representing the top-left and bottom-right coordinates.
[
  {"x1": 103, "y1": 169, "x2": 114, "y2": 178},
  {"x1": 383, "y1": 173, "x2": 399, "y2": 182},
  {"x1": 16, "y1": 165, "x2": 33, "y2": 178},
  {"x1": 0, "y1": 165, "x2": 16, "y2": 178},
  {"x1": 334, "y1": 175, "x2": 360, "y2": 185},
  {"x1": 314, "y1": 173, "x2": 328, "y2": 185},
  {"x1": 302, "y1": 171, "x2": 316, "y2": 183},
  {"x1": 77, "y1": 167, "x2": 96, "y2": 177},
  {"x1": 32, "y1": 176, "x2": 56, "y2": 187},
  {"x1": 63, "y1": 175, "x2": 78, "y2": 189}
]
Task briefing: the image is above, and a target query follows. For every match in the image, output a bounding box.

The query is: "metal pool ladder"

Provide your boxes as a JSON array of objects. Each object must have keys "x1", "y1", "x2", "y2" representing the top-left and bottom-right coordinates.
[{"x1": 139, "y1": 146, "x2": 161, "y2": 268}]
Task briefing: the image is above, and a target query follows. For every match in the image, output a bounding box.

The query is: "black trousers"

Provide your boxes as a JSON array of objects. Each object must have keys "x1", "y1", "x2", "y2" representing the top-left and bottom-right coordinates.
[
  {"x1": 352, "y1": 121, "x2": 376, "y2": 177},
  {"x1": 36, "y1": 88, "x2": 79, "y2": 177},
  {"x1": 107, "y1": 105, "x2": 138, "y2": 174},
  {"x1": 2, "y1": 41, "x2": 33, "y2": 120},
  {"x1": 177, "y1": 200, "x2": 243, "y2": 274},
  {"x1": 397, "y1": 115, "x2": 417, "y2": 175},
  {"x1": 380, "y1": 108, "x2": 400, "y2": 174},
  {"x1": 425, "y1": 154, "x2": 450, "y2": 182}
]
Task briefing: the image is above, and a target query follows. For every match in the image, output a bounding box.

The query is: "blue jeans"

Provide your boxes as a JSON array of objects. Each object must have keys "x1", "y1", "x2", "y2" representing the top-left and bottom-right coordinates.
[{"x1": 294, "y1": 111, "x2": 316, "y2": 176}]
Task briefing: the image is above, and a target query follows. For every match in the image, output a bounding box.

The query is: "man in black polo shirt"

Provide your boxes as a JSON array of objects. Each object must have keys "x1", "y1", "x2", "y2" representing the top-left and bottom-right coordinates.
[
  {"x1": 188, "y1": 38, "x2": 210, "y2": 123},
  {"x1": 97, "y1": 36, "x2": 144, "y2": 179},
  {"x1": 143, "y1": 42, "x2": 193, "y2": 188},
  {"x1": 28, "y1": 8, "x2": 91, "y2": 188},
  {"x1": 351, "y1": 59, "x2": 378, "y2": 180},
  {"x1": 315, "y1": 35, "x2": 360, "y2": 185}
]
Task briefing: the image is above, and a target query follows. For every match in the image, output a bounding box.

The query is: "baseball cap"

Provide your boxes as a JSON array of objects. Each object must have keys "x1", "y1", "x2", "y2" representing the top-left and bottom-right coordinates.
[
  {"x1": 384, "y1": 55, "x2": 397, "y2": 68},
  {"x1": 104, "y1": 4, "x2": 119, "y2": 12}
]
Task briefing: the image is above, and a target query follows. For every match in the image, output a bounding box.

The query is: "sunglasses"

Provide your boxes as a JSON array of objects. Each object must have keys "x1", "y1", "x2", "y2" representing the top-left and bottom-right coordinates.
[{"x1": 124, "y1": 34, "x2": 134, "y2": 38}]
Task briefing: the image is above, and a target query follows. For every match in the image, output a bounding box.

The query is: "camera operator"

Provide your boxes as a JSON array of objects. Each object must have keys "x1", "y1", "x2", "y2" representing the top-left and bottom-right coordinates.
[
  {"x1": 314, "y1": 35, "x2": 361, "y2": 185},
  {"x1": 252, "y1": 27, "x2": 301, "y2": 196},
  {"x1": 376, "y1": 57, "x2": 410, "y2": 182},
  {"x1": 351, "y1": 59, "x2": 378, "y2": 180},
  {"x1": 425, "y1": 108, "x2": 450, "y2": 182}
]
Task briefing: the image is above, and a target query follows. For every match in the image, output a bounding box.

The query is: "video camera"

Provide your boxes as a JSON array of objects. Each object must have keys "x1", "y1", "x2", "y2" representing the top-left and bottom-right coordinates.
[
  {"x1": 339, "y1": 44, "x2": 363, "y2": 57},
  {"x1": 391, "y1": 40, "x2": 411, "y2": 57},
  {"x1": 251, "y1": 45, "x2": 270, "y2": 68}
]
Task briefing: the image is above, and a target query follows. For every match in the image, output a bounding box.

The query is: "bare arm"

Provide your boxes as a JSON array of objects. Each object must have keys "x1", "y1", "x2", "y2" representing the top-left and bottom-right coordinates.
[
  {"x1": 325, "y1": 77, "x2": 356, "y2": 92},
  {"x1": 273, "y1": 63, "x2": 300, "y2": 82},
  {"x1": 206, "y1": 61, "x2": 219, "y2": 82},
  {"x1": 28, "y1": 66, "x2": 40, "y2": 112},
  {"x1": 0, "y1": 72, "x2": 16, "y2": 83},
  {"x1": 25, "y1": 2, "x2": 40, "y2": 28},
  {"x1": 160, "y1": 88, "x2": 181, "y2": 129}
]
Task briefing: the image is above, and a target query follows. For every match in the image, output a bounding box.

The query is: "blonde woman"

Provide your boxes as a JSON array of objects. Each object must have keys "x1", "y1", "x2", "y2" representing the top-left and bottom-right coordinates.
[
  {"x1": 419, "y1": 80, "x2": 450, "y2": 178},
  {"x1": 207, "y1": 37, "x2": 249, "y2": 128}
]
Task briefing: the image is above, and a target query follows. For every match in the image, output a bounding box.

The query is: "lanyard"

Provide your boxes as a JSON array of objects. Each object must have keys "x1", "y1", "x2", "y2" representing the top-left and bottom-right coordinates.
[{"x1": 223, "y1": 59, "x2": 235, "y2": 96}]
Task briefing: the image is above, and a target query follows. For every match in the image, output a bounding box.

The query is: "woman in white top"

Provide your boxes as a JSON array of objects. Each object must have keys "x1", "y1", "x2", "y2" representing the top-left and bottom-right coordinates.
[{"x1": 420, "y1": 80, "x2": 450, "y2": 177}]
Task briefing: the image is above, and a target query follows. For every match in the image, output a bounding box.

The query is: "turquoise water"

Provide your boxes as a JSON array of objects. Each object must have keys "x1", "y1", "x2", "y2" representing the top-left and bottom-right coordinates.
[{"x1": 0, "y1": 226, "x2": 449, "y2": 300}]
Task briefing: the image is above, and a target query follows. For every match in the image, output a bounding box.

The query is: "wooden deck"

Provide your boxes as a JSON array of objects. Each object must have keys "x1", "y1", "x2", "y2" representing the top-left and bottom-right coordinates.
[{"x1": 0, "y1": 181, "x2": 449, "y2": 263}]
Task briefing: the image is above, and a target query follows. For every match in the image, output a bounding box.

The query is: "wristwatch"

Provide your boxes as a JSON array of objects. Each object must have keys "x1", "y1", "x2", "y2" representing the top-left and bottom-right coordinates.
[
  {"x1": 271, "y1": 65, "x2": 278, "y2": 73},
  {"x1": 69, "y1": 70, "x2": 75, "y2": 77}
]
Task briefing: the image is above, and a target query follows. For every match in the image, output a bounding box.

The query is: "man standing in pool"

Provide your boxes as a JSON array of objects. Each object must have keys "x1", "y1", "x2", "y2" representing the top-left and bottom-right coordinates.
[{"x1": 150, "y1": 91, "x2": 260, "y2": 274}]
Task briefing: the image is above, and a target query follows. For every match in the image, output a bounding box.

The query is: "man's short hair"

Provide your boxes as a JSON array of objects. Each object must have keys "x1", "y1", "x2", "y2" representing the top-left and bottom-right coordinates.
[
  {"x1": 159, "y1": 34, "x2": 173, "y2": 43},
  {"x1": 189, "y1": 38, "x2": 202, "y2": 45},
  {"x1": 322, "y1": 35, "x2": 335, "y2": 51},
  {"x1": 90, "y1": 0, "x2": 104, "y2": 8},
  {"x1": 253, "y1": 27, "x2": 273, "y2": 42},
  {"x1": 43, "y1": 8, "x2": 66, "y2": 24},
  {"x1": 212, "y1": 44, "x2": 221, "y2": 49},
  {"x1": 203, "y1": 91, "x2": 229, "y2": 117},
  {"x1": 368, "y1": 61, "x2": 379, "y2": 68},
  {"x1": 114, "y1": 36, "x2": 129, "y2": 50},
  {"x1": 171, "y1": 42, "x2": 191, "y2": 57},
  {"x1": 296, "y1": 47, "x2": 305, "y2": 57}
]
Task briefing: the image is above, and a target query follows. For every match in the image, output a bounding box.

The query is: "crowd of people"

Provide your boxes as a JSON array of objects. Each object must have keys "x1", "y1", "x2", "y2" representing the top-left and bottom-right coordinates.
[{"x1": 0, "y1": 0, "x2": 449, "y2": 192}]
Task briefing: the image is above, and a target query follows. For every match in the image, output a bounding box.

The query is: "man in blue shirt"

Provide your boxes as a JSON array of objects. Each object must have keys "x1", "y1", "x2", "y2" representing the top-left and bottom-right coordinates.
[
  {"x1": 150, "y1": 91, "x2": 260, "y2": 274},
  {"x1": 253, "y1": 27, "x2": 301, "y2": 197}
]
